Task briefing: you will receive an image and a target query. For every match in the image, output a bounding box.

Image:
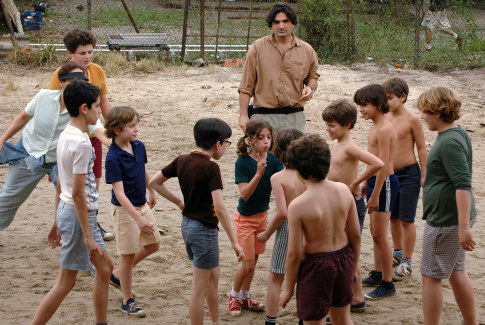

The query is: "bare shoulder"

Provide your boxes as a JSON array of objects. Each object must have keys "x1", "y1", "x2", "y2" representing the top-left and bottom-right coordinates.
[
  {"x1": 344, "y1": 138, "x2": 365, "y2": 157},
  {"x1": 330, "y1": 180, "x2": 352, "y2": 195}
]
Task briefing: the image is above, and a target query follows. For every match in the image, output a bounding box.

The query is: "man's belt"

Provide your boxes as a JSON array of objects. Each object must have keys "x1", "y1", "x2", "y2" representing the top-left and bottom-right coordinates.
[{"x1": 252, "y1": 106, "x2": 304, "y2": 115}]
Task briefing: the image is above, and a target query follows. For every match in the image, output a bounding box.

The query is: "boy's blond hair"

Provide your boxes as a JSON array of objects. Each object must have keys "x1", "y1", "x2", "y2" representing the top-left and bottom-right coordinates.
[
  {"x1": 104, "y1": 106, "x2": 140, "y2": 139},
  {"x1": 417, "y1": 87, "x2": 461, "y2": 123}
]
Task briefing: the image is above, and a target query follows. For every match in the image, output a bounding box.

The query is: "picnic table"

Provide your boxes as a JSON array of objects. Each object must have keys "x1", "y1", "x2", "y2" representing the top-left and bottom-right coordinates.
[{"x1": 107, "y1": 33, "x2": 171, "y2": 52}]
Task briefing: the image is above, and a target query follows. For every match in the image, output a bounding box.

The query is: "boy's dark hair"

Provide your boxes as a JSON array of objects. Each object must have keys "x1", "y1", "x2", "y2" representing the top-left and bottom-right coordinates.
[
  {"x1": 237, "y1": 118, "x2": 274, "y2": 158},
  {"x1": 266, "y1": 3, "x2": 298, "y2": 28},
  {"x1": 273, "y1": 128, "x2": 303, "y2": 165},
  {"x1": 286, "y1": 134, "x2": 331, "y2": 181},
  {"x1": 382, "y1": 78, "x2": 409, "y2": 103},
  {"x1": 194, "y1": 118, "x2": 232, "y2": 150},
  {"x1": 322, "y1": 99, "x2": 357, "y2": 129},
  {"x1": 353, "y1": 84, "x2": 390, "y2": 113},
  {"x1": 58, "y1": 62, "x2": 85, "y2": 80},
  {"x1": 417, "y1": 87, "x2": 461, "y2": 123},
  {"x1": 63, "y1": 29, "x2": 96, "y2": 53},
  {"x1": 63, "y1": 80, "x2": 100, "y2": 117},
  {"x1": 104, "y1": 106, "x2": 140, "y2": 139}
]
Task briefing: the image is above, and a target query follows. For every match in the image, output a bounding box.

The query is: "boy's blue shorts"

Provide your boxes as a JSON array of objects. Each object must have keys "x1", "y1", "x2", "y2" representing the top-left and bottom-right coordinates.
[
  {"x1": 354, "y1": 196, "x2": 367, "y2": 233},
  {"x1": 57, "y1": 201, "x2": 106, "y2": 271},
  {"x1": 366, "y1": 175, "x2": 399, "y2": 212},
  {"x1": 391, "y1": 162, "x2": 421, "y2": 223},
  {"x1": 181, "y1": 215, "x2": 219, "y2": 269}
]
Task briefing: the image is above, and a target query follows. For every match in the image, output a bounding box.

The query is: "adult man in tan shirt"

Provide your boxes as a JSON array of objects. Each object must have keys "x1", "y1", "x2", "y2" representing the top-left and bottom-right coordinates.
[{"x1": 238, "y1": 3, "x2": 319, "y2": 132}]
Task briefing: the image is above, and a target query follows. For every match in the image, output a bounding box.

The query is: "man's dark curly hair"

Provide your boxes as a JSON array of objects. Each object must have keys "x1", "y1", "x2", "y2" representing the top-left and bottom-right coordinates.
[{"x1": 266, "y1": 3, "x2": 298, "y2": 28}]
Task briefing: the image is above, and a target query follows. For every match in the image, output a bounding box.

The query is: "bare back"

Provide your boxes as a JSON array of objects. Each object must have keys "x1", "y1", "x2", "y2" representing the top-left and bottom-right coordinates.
[
  {"x1": 289, "y1": 180, "x2": 358, "y2": 254},
  {"x1": 276, "y1": 169, "x2": 306, "y2": 207},
  {"x1": 367, "y1": 116, "x2": 396, "y2": 175}
]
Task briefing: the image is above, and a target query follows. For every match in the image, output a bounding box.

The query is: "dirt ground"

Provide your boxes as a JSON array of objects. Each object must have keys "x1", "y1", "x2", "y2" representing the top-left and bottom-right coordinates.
[{"x1": 0, "y1": 63, "x2": 484, "y2": 324}]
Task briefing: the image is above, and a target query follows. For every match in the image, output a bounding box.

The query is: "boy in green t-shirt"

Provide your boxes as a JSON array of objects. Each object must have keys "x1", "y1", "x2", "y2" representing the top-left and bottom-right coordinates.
[{"x1": 418, "y1": 87, "x2": 477, "y2": 325}]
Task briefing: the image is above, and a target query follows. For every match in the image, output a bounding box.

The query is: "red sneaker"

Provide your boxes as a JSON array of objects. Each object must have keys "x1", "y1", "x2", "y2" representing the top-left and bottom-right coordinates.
[
  {"x1": 241, "y1": 297, "x2": 265, "y2": 311},
  {"x1": 228, "y1": 295, "x2": 242, "y2": 316}
]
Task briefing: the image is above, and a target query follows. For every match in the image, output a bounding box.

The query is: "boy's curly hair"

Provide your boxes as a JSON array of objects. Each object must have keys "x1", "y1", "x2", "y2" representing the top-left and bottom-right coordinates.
[
  {"x1": 104, "y1": 106, "x2": 140, "y2": 139},
  {"x1": 322, "y1": 99, "x2": 357, "y2": 129},
  {"x1": 286, "y1": 134, "x2": 331, "y2": 181},
  {"x1": 64, "y1": 29, "x2": 96, "y2": 53},
  {"x1": 417, "y1": 87, "x2": 461, "y2": 123}
]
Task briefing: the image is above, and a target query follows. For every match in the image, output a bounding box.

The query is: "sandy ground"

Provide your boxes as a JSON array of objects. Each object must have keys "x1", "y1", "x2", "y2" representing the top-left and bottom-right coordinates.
[{"x1": 0, "y1": 63, "x2": 484, "y2": 325}]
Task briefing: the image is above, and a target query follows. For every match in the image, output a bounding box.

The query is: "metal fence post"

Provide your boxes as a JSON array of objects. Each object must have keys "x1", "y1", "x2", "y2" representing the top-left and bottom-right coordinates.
[{"x1": 414, "y1": 0, "x2": 421, "y2": 67}]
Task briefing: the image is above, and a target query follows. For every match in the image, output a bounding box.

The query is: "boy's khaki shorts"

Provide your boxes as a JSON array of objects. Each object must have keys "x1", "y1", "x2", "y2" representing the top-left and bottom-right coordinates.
[{"x1": 113, "y1": 203, "x2": 161, "y2": 255}]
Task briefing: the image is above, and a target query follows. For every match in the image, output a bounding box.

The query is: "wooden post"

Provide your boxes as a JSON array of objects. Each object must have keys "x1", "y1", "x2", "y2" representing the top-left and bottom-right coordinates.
[
  {"x1": 120, "y1": 0, "x2": 140, "y2": 33},
  {"x1": 181, "y1": 0, "x2": 190, "y2": 62},
  {"x1": 200, "y1": 0, "x2": 205, "y2": 60},
  {"x1": 87, "y1": 0, "x2": 92, "y2": 30},
  {"x1": 414, "y1": 0, "x2": 421, "y2": 67},
  {"x1": 215, "y1": 0, "x2": 223, "y2": 63},
  {"x1": 1, "y1": 0, "x2": 17, "y2": 52}
]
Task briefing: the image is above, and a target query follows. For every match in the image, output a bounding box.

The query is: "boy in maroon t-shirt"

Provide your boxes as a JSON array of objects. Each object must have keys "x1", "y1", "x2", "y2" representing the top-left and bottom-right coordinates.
[{"x1": 150, "y1": 117, "x2": 243, "y2": 325}]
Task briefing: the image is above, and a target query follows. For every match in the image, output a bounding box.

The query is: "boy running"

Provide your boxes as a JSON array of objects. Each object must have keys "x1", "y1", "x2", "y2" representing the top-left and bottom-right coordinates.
[
  {"x1": 383, "y1": 78, "x2": 427, "y2": 281},
  {"x1": 31, "y1": 80, "x2": 113, "y2": 325}
]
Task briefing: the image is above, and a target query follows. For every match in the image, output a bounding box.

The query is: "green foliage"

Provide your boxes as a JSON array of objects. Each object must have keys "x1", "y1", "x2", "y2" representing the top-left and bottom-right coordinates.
[
  {"x1": 299, "y1": 0, "x2": 484, "y2": 67},
  {"x1": 299, "y1": 0, "x2": 352, "y2": 63}
]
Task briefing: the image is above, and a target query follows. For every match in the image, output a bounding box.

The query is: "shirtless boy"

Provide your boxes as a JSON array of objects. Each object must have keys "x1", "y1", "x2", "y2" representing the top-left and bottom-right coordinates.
[
  {"x1": 323, "y1": 99, "x2": 384, "y2": 311},
  {"x1": 354, "y1": 84, "x2": 398, "y2": 300},
  {"x1": 383, "y1": 78, "x2": 427, "y2": 281},
  {"x1": 279, "y1": 134, "x2": 361, "y2": 325}
]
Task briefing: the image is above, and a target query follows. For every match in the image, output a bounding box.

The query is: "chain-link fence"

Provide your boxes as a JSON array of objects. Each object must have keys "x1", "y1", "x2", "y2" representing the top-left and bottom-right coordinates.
[{"x1": 2, "y1": 0, "x2": 484, "y2": 67}]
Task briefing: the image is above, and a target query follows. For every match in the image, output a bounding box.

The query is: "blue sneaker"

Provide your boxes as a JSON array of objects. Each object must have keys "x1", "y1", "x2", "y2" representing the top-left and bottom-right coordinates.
[
  {"x1": 121, "y1": 298, "x2": 146, "y2": 317},
  {"x1": 364, "y1": 282, "x2": 396, "y2": 300},
  {"x1": 362, "y1": 270, "x2": 382, "y2": 287},
  {"x1": 110, "y1": 274, "x2": 121, "y2": 290}
]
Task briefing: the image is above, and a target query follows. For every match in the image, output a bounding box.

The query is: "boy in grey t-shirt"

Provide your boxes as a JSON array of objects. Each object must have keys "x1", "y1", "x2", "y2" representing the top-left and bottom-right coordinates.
[{"x1": 32, "y1": 80, "x2": 113, "y2": 325}]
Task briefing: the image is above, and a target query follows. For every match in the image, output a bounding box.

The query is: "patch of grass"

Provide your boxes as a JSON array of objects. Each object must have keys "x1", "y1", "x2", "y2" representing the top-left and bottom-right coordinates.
[
  {"x1": 92, "y1": 7, "x2": 186, "y2": 28},
  {"x1": 92, "y1": 52, "x2": 130, "y2": 76},
  {"x1": 135, "y1": 57, "x2": 166, "y2": 72},
  {"x1": 1, "y1": 75, "x2": 18, "y2": 96},
  {"x1": 9, "y1": 46, "x2": 62, "y2": 68}
]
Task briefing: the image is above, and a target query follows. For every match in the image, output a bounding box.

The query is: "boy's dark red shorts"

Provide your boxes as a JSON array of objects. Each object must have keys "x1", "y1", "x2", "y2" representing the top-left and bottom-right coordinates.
[
  {"x1": 90, "y1": 137, "x2": 102, "y2": 178},
  {"x1": 296, "y1": 245, "x2": 354, "y2": 321}
]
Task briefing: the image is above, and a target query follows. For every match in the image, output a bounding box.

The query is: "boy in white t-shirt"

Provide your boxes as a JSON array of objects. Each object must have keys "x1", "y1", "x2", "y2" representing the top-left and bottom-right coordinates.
[{"x1": 32, "y1": 80, "x2": 113, "y2": 325}]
